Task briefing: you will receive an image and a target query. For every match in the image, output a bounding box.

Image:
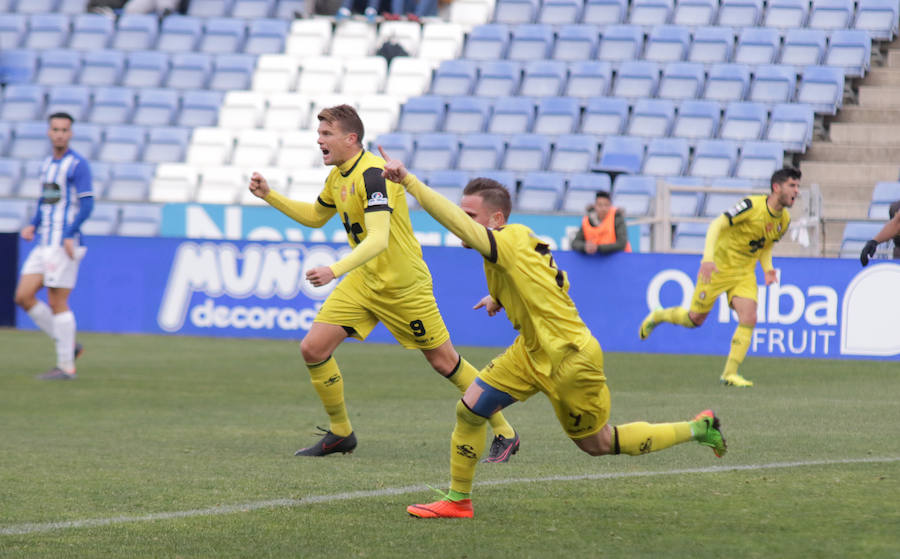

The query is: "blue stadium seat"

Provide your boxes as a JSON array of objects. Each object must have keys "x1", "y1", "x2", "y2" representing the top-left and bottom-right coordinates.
[
  {"x1": 19, "y1": 159, "x2": 47, "y2": 198},
  {"x1": 853, "y1": 0, "x2": 899, "y2": 40},
  {"x1": 549, "y1": 134, "x2": 598, "y2": 172},
  {"x1": 1, "y1": 85, "x2": 45, "y2": 122},
  {"x1": 643, "y1": 137, "x2": 690, "y2": 176},
  {"x1": 688, "y1": 27, "x2": 734, "y2": 65},
  {"x1": 107, "y1": 162, "x2": 155, "y2": 201},
  {"x1": 630, "y1": 0, "x2": 675, "y2": 27},
  {"x1": 132, "y1": 88, "x2": 180, "y2": 126},
  {"x1": 458, "y1": 134, "x2": 506, "y2": 171},
  {"x1": 89, "y1": 161, "x2": 111, "y2": 196},
  {"x1": 612, "y1": 61, "x2": 660, "y2": 99},
  {"x1": 717, "y1": 0, "x2": 763, "y2": 26},
  {"x1": 645, "y1": 25, "x2": 691, "y2": 64},
  {"x1": 840, "y1": 222, "x2": 886, "y2": 257},
  {"x1": 431, "y1": 59, "x2": 478, "y2": 96},
  {"x1": 10, "y1": 121, "x2": 51, "y2": 160},
  {"x1": 189, "y1": 0, "x2": 234, "y2": 16},
  {"x1": 690, "y1": 139, "x2": 738, "y2": 178},
  {"x1": 427, "y1": 170, "x2": 469, "y2": 201},
  {"x1": 25, "y1": 13, "x2": 69, "y2": 49},
  {"x1": 200, "y1": 18, "x2": 247, "y2": 54},
  {"x1": 0, "y1": 49, "x2": 36, "y2": 84},
  {"x1": 672, "y1": 100, "x2": 721, "y2": 144},
  {"x1": 521, "y1": 60, "x2": 568, "y2": 97},
  {"x1": 143, "y1": 126, "x2": 192, "y2": 163},
  {"x1": 597, "y1": 136, "x2": 645, "y2": 174},
  {"x1": 797, "y1": 65, "x2": 844, "y2": 114},
  {"x1": 749, "y1": 65, "x2": 797, "y2": 104},
  {"x1": 0, "y1": 199, "x2": 35, "y2": 232},
  {"x1": 118, "y1": 203, "x2": 163, "y2": 236},
  {"x1": 166, "y1": 53, "x2": 213, "y2": 89},
  {"x1": 703, "y1": 63, "x2": 750, "y2": 104},
  {"x1": 122, "y1": 51, "x2": 170, "y2": 89},
  {"x1": 503, "y1": 134, "x2": 552, "y2": 172},
  {"x1": 517, "y1": 172, "x2": 566, "y2": 211},
  {"x1": 69, "y1": 14, "x2": 113, "y2": 51},
  {"x1": 658, "y1": 62, "x2": 705, "y2": 100},
  {"x1": 37, "y1": 49, "x2": 82, "y2": 87},
  {"x1": 611, "y1": 174, "x2": 655, "y2": 216},
  {"x1": 0, "y1": 122, "x2": 8, "y2": 157},
  {"x1": 700, "y1": 178, "x2": 753, "y2": 216},
  {"x1": 672, "y1": 0, "x2": 717, "y2": 26},
  {"x1": 534, "y1": 97, "x2": 580, "y2": 135},
  {"x1": 719, "y1": 102, "x2": 768, "y2": 141},
  {"x1": 475, "y1": 61, "x2": 522, "y2": 98},
  {"x1": 780, "y1": 29, "x2": 827, "y2": 70},
  {"x1": 766, "y1": 103, "x2": 814, "y2": 152},
  {"x1": 735, "y1": 140, "x2": 783, "y2": 181},
  {"x1": 487, "y1": 96, "x2": 534, "y2": 134},
  {"x1": 627, "y1": 98, "x2": 676, "y2": 137},
  {"x1": 598, "y1": 24, "x2": 644, "y2": 63},
  {"x1": 209, "y1": 54, "x2": 256, "y2": 90},
  {"x1": 12, "y1": 0, "x2": 58, "y2": 13},
  {"x1": 276, "y1": 0, "x2": 307, "y2": 18},
  {"x1": 112, "y1": 14, "x2": 159, "y2": 51},
  {"x1": 463, "y1": 24, "x2": 511, "y2": 60},
  {"x1": 158, "y1": 15, "x2": 203, "y2": 53},
  {"x1": 868, "y1": 181, "x2": 900, "y2": 219},
  {"x1": 445, "y1": 97, "x2": 492, "y2": 134},
  {"x1": 734, "y1": 27, "x2": 781, "y2": 65},
  {"x1": 0, "y1": 14, "x2": 26, "y2": 49},
  {"x1": 373, "y1": 132, "x2": 414, "y2": 166},
  {"x1": 582, "y1": 0, "x2": 628, "y2": 25},
  {"x1": 663, "y1": 176, "x2": 706, "y2": 216},
  {"x1": 763, "y1": 0, "x2": 809, "y2": 29},
  {"x1": 673, "y1": 221, "x2": 709, "y2": 250},
  {"x1": 245, "y1": 19, "x2": 289, "y2": 55},
  {"x1": 808, "y1": 0, "x2": 854, "y2": 31},
  {"x1": 562, "y1": 172, "x2": 611, "y2": 213},
  {"x1": 232, "y1": 0, "x2": 276, "y2": 17},
  {"x1": 825, "y1": 30, "x2": 872, "y2": 78},
  {"x1": 565, "y1": 61, "x2": 612, "y2": 98},
  {"x1": 495, "y1": 0, "x2": 540, "y2": 24},
  {"x1": 552, "y1": 24, "x2": 599, "y2": 61},
  {"x1": 69, "y1": 121, "x2": 102, "y2": 159},
  {"x1": 411, "y1": 133, "x2": 459, "y2": 171},
  {"x1": 398, "y1": 96, "x2": 446, "y2": 133},
  {"x1": 0, "y1": 159, "x2": 23, "y2": 197},
  {"x1": 80, "y1": 50, "x2": 125, "y2": 87},
  {"x1": 81, "y1": 202, "x2": 120, "y2": 236},
  {"x1": 508, "y1": 24, "x2": 554, "y2": 61},
  {"x1": 46, "y1": 85, "x2": 90, "y2": 122},
  {"x1": 581, "y1": 97, "x2": 629, "y2": 137},
  {"x1": 539, "y1": 0, "x2": 584, "y2": 24},
  {"x1": 99, "y1": 125, "x2": 146, "y2": 163},
  {"x1": 177, "y1": 89, "x2": 223, "y2": 127},
  {"x1": 90, "y1": 87, "x2": 136, "y2": 125}
]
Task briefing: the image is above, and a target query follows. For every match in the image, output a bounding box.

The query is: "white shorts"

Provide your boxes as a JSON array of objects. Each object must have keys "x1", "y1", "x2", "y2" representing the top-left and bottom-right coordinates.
[{"x1": 21, "y1": 245, "x2": 87, "y2": 289}]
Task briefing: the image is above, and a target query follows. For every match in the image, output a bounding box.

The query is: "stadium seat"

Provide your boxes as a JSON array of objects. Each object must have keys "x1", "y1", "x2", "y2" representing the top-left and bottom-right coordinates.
[
  {"x1": 426, "y1": 169, "x2": 468, "y2": 202},
  {"x1": 250, "y1": 54, "x2": 297, "y2": 93},
  {"x1": 187, "y1": 127, "x2": 235, "y2": 165},
  {"x1": 177, "y1": 89, "x2": 223, "y2": 128},
  {"x1": 398, "y1": 96, "x2": 446, "y2": 133},
  {"x1": 703, "y1": 64, "x2": 751, "y2": 104},
  {"x1": 81, "y1": 202, "x2": 120, "y2": 236},
  {"x1": 46, "y1": 86, "x2": 91, "y2": 123},
  {"x1": 597, "y1": 136, "x2": 645, "y2": 175},
  {"x1": 244, "y1": 19, "x2": 289, "y2": 55},
  {"x1": 118, "y1": 203, "x2": 163, "y2": 236},
  {"x1": 188, "y1": 0, "x2": 234, "y2": 16},
  {"x1": 431, "y1": 59, "x2": 478, "y2": 97},
  {"x1": 487, "y1": 96, "x2": 534, "y2": 134},
  {"x1": 581, "y1": 97, "x2": 629, "y2": 138},
  {"x1": 357, "y1": 95, "x2": 399, "y2": 137},
  {"x1": 840, "y1": 222, "x2": 886, "y2": 257},
  {"x1": 672, "y1": 0, "x2": 718, "y2": 26},
  {"x1": 643, "y1": 138, "x2": 690, "y2": 176},
  {"x1": 18, "y1": 159, "x2": 47, "y2": 198},
  {"x1": 262, "y1": 92, "x2": 310, "y2": 131},
  {"x1": 209, "y1": 54, "x2": 256, "y2": 91},
  {"x1": 780, "y1": 29, "x2": 827, "y2": 70},
  {"x1": 631, "y1": 0, "x2": 675, "y2": 26},
  {"x1": 0, "y1": 14, "x2": 26, "y2": 49},
  {"x1": 719, "y1": 102, "x2": 768, "y2": 141},
  {"x1": 157, "y1": 15, "x2": 203, "y2": 53},
  {"x1": 0, "y1": 199, "x2": 34, "y2": 232},
  {"x1": 411, "y1": 133, "x2": 459, "y2": 171},
  {"x1": 611, "y1": 174, "x2": 655, "y2": 216},
  {"x1": 552, "y1": 24, "x2": 599, "y2": 61},
  {"x1": 219, "y1": 91, "x2": 265, "y2": 129},
  {"x1": 868, "y1": 181, "x2": 900, "y2": 219},
  {"x1": 475, "y1": 60, "x2": 522, "y2": 98},
  {"x1": 444, "y1": 97, "x2": 492, "y2": 134},
  {"x1": 276, "y1": 0, "x2": 307, "y2": 18},
  {"x1": 672, "y1": 100, "x2": 721, "y2": 144},
  {"x1": 734, "y1": 140, "x2": 784, "y2": 181},
  {"x1": 373, "y1": 132, "x2": 414, "y2": 166},
  {"x1": 508, "y1": 24, "x2": 554, "y2": 61},
  {"x1": 285, "y1": 19, "x2": 332, "y2": 58},
  {"x1": 25, "y1": 13, "x2": 70, "y2": 50},
  {"x1": 200, "y1": 18, "x2": 247, "y2": 54},
  {"x1": 342, "y1": 56, "x2": 388, "y2": 95},
  {"x1": 122, "y1": 51, "x2": 170, "y2": 89},
  {"x1": 565, "y1": 61, "x2": 613, "y2": 98},
  {"x1": 294, "y1": 56, "x2": 340, "y2": 95},
  {"x1": 90, "y1": 87, "x2": 136, "y2": 125},
  {"x1": 1, "y1": 85, "x2": 46, "y2": 122},
  {"x1": 562, "y1": 172, "x2": 611, "y2": 213},
  {"x1": 149, "y1": 163, "x2": 199, "y2": 203},
  {"x1": 232, "y1": 129, "x2": 279, "y2": 166},
  {"x1": 717, "y1": 0, "x2": 763, "y2": 26},
  {"x1": 79, "y1": 50, "x2": 125, "y2": 87},
  {"x1": 164, "y1": 53, "x2": 212, "y2": 90},
  {"x1": 672, "y1": 221, "x2": 709, "y2": 251},
  {"x1": 534, "y1": 97, "x2": 580, "y2": 135},
  {"x1": 331, "y1": 21, "x2": 377, "y2": 59},
  {"x1": 376, "y1": 21, "x2": 422, "y2": 58},
  {"x1": 515, "y1": 63, "x2": 563, "y2": 101},
  {"x1": 612, "y1": 61, "x2": 660, "y2": 99},
  {"x1": 143, "y1": 126, "x2": 191, "y2": 163},
  {"x1": 548, "y1": 134, "x2": 597, "y2": 173},
  {"x1": 0, "y1": 159, "x2": 23, "y2": 197},
  {"x1": 69, "y1": 14, "x2": 114, "y2": 51},
  {"x1": 107, "y1": 162, "x2": 155, "y2": 201},
  {"x1": 808, "y1": 0, "x2": 854, "y2": 31},
  {"x1": 763, "y1": 0, "x2": 809, "y2": 29},
  {"x1": 582, "y1": 0, "x2": 628, "y2": 25},
  {"x1": 384, "y1": 57, "x2": 432, "y2": 100},
  {"x1": 690, "y1": 139, "x2": 738, "y2": 178},
  {"x1": 797, "y1": 65, "x2": 845, "y2": 114},
  {"x1": 699, "y1": 178, "x2": 749, "y2": 217},
  {"x1": 283, "y1": 166, "x2": 327, "y2": 203},
  {"x1": 89, "y1": 161, "x2": 111, "y2": 196},
  {"x1": 539, "y1": 0, "x2": 584, "y2": 24},
  {"x1": 463, "y1": 24, "x2": 511, "y2": 60},
  {"x1": 853, "y1": 0, "x2": 899, "y2": 40},
  {"x1": 276, "y1": 130, "x2": 320, "y2": 168},
  {"x1": 232, "y1": 0, "x2": 276, "y2": 17},
  {"x1": 503, "y1": 134, "x2": 551, "y2": 172},
  {"x1": 749, "y1": 65, "x2": 797, "y2": 104},
  {"x1": 517, "y1": 172, "x2": 566, "y2": 211},
  {"x1": 597, "y1": 24, "x2": 644, "y2": 63},
  {"x1": 644, "y1": 25, "x2": 691, "y2": 64},
  {"x1": 627, "y1": 98, "x2": 676, "y2": 137},
  {"x1": 68, "y1": 122, "x2": 102, "y2": 159},
  {"x1": 457, "y1": 134, "x2": 506, "y2": 171},
  {"x1": 419, "y1": 22, "x2": 465, "y2": 64},
  {"x1": 0, "y1": 122, "x2": 8, "y2": 156},
  {"x1": 112, "y1": 14, "x2": 158, "y2": 51},
  {"x1": 825, "y1": 30, "x2": 872, "y2": 78},
  {"x1": 734, "y1": 27, "x2": 781, "y2": 65},
  {"x1": 98, "y1": 125, "x2": 146, "y2": 163},
  {"x1": 494, "y1": 0, "x2": 539, "y2": 24},
  {"x1": 36, "y1": 50, "x2": 82, "y2": 87},
  {"x1": 0, "y1": 49, "x2": 36, "y2": 85},
  {"x1": 658, "y1": 62, "x2": 705, "y2": 100},
  {"x1": 688, "y1": 27, "x2": 734, "y2": 65},
  {"x1": 662, "y1": 176, "x2": 706, "y2": 216},
  {"x1": 766, "y1": 103, "x2": 814, "y2": 152}
]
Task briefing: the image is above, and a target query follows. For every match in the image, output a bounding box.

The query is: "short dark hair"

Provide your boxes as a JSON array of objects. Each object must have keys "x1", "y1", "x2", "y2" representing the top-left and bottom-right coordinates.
[
  {"x1": 770, "y1": 166, "x2": 801, "y2": 191},
  {"x1": 317, "y1": 105, "x2": 364, "y2": 145},
  {"x1": 463, "y1": 177, "x2": 512, "y2": 220},
  {"x1": 595, "y1": 190, "x2": 611, "y2": 200},
  {"x1": 47, "y1": 112, "x2": 74, "y2": 124}
]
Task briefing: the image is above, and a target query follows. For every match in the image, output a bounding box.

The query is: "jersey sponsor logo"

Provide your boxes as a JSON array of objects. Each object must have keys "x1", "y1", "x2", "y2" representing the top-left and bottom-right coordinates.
[
  {"x1": 725, "y1": 198, "x2": 752, "y2": 219},
  {"x1": 367, "y1": 191, "x2": 388, "y2": 206},
  {"x1": 42, "y1": 182, "x2": 61, "y2": 204}
]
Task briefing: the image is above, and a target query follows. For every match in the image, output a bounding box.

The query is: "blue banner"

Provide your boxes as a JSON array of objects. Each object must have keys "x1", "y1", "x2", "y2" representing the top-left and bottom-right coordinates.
[{"x1": 16, "y1": 236, "x2": 900, "y2": 360}]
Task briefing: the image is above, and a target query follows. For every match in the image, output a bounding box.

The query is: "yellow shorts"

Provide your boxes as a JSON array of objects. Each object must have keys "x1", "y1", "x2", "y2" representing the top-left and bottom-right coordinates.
[
  {"x1": 479, "y1": 336, "x2": 610, "y2": 440},
  {"x1": 689, "y1": 271, "x2": 758, "y2": 315},
  {"x1": 315, "y1": 273, "x2": 450, "y2": 350}
]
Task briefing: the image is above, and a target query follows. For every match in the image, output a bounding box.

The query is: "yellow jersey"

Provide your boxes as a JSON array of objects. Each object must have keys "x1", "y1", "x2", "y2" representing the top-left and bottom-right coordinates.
[{"x1": 715, "y1": 194, "x2": 790, "y2": 274}]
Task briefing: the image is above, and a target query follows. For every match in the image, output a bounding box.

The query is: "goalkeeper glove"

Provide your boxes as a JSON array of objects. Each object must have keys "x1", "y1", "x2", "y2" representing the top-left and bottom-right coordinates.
[{"x1": 860, "y1": 239, "x2": 878, "y2": 267}]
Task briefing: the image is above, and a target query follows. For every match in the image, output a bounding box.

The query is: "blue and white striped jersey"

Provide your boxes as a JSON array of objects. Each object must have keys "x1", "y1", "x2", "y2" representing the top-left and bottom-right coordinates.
[{"x1": 33, "y1": 149, "x2": 93, "y2": 248}]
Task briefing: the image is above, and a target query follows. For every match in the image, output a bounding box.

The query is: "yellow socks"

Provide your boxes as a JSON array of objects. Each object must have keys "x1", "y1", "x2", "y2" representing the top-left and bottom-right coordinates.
[
  {"x1": 307, "y1": 356, "x2": 352, "y2": 437},
  {"x1": 450, "y1": 400, "x2": 488, "y2": 495},
  {"x1": 656, "y1": 307, "x2": 696, "y2": 328},
  {"x1": 723, "y1": 324, "x2": 753, "y2": 378},
  {"x1": 614, "y1": 421, "x2": 694, "y2": 455},
  {"x1": 449, "y1": 357, "x2": 516, "y2": 439}
]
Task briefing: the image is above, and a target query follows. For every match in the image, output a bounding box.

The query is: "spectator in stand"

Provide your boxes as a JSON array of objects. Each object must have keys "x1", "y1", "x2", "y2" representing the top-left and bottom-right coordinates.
[
  {"x1": 570, "y1": 191, "x2": 631, "y2": 255},
  {"x1": 383, "y1": 0, "x2": 438, "y2": 21},
  {"x1": 860, "y1": 199, "x2": 900, "y2": 266},
  {"x1": 336, "y1": 0, "x2": 381, "y2": 22}
]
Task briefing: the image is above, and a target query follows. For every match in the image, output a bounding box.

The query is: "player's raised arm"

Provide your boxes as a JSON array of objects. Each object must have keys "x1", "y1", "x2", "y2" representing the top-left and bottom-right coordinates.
[
  {"x1": 379, "y1": 146, "x2": 493, "y2": 258},
  {"x1": 250, "y1": 172, "x2": 334, "y2": 228}
]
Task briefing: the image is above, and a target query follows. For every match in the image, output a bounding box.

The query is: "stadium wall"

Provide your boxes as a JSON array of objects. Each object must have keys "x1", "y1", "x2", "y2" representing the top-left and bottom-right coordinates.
[{"x1": 15, "y1": 236, "x2": 900, "y2": 361}]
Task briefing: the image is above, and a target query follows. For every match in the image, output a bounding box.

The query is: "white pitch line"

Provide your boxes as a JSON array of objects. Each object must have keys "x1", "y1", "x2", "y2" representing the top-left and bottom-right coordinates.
[{"x1": 2, "y1": 456, "x2": 898, "y2": 537}]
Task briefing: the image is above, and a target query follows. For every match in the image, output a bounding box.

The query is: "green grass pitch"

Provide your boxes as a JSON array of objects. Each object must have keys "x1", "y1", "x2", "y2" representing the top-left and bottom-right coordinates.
[{"x1": 1, "y1": 329, "x2": 898, "y2": 558}]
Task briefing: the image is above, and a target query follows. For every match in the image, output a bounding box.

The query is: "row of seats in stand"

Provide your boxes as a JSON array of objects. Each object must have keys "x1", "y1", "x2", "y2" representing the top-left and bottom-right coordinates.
[
  {"x1": 0, "y1": 159, "x2": 156, "y2": 201},
  {"x1": 0, "y1": 0, "x2": 304, "y2": 16},
  {"x1": 0, "y1": 197, "x2": 163, "y2": 237}
]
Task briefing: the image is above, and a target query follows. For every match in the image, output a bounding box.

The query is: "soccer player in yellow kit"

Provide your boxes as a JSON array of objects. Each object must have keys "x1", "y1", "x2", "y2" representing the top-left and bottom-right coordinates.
[
  {"x1": 639, "y1": 167, "x2": 801, "y2": 387},
  {"x1": 248, "y1": 105, "x2": 518, "y2": 458},
  {"x1": 377, "y1": 148, "x2": 727, "y2": 519}
]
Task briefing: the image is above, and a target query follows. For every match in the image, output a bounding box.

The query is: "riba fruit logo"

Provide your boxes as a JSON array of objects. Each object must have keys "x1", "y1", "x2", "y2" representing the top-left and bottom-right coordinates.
[
  {"x1": 158, "y1": 242, "x2": 349, "y2": 333},
  {"x1": 840, "y1": 263, "x2": 900, "y2": 356}
]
